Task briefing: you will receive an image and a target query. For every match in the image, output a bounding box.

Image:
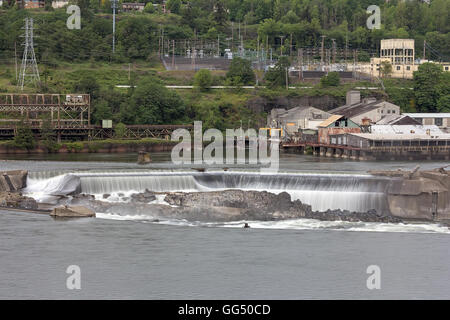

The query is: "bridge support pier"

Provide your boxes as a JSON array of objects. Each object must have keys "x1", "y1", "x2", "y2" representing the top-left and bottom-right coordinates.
[{"x1": 334, "y1": 148, "x2": 343, "y2": 158}]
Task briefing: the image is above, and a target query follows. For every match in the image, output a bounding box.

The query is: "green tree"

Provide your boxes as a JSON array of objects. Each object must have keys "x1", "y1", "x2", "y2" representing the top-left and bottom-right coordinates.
[
  {"x1": 122, "y1": 77, "x2": 185, "y2": 124},
  {"x1": 14, "y1": 122, "x2": 35, "y2": 150},
  {"x1": 264, "y1": 56, "x2": 290, "y2": 88},
  {"x1": 74, "y1": 74, "x2": 100, "y2": 101},
  {"x1": 40, "y1": 119, "x2": 59, "y2": 153},
  {"x1": 144, "y1": 3, "x2": 155, "y2": 13},
  {"x1": 114, "y1": 123, "x2": 127, "y2": 139},
  {"x1": 320, "y1": 72, "x2": 340, "y2": 87},
  {"x1": 380, "y1": 61, "x2": 392, "y2": 78},
  {"x1": 166, "y1": 0, "x2": 181, "y2": 14},
  {"x1": 413, "y1": 63, "x2": 443, "y2": 112},
  {"x1": 226, "y1": 57, "x2": 256, "y2": 85},
  {"x1": 437, "y1": 95, "x2": 450, "y2": 113},
  {"x1": 194, "y1": 69, "x2": 213, "y2": 91}
]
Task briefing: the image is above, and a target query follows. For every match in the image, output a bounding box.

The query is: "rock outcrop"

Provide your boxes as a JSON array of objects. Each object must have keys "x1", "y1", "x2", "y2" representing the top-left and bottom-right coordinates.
[
  {"x1": 66, "y1": 189, "x2": 398, "y2": 223},
  {"x1": 0, "y1": 170, "x2": 28, "y2": 192},
  {"x1": 137, "y1": 151, "x2": 152, "y2": 164},
  {"x1": 50, "y1": 205, "x2": 95, "y2": 218},
  {"x1": 0, "y1": 191, "x2": 38, "y2": 210},
  {"x1": 130, "y1": 189, "x2": 156, "y2": 203}
]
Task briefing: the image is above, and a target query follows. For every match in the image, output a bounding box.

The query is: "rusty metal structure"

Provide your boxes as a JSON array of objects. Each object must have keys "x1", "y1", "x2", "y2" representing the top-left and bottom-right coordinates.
[
  {"x1": 0, "y1": 93, "x2": 91, "y2": 140},
  {"x1": 0, "y1": 93, "x2": 193, "y2": 141},
  {"x1": 92, "y1": 124, "x2": 193, "y2": 140}
]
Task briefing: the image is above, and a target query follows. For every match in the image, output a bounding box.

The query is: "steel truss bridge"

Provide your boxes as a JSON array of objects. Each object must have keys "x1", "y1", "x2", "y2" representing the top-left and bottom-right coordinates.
[{"x1": 0, "y1": 94, "x2": 192, "y2": 141}]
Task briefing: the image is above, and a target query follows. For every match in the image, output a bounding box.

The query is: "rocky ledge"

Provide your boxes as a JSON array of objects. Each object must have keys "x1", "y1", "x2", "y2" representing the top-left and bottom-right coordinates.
[
  {"x1": 70, "y1": 189, "x2": 400, "y2": 223},
  {"x1": 0, "y1": 191, "x2": 38, "y2": 210}
]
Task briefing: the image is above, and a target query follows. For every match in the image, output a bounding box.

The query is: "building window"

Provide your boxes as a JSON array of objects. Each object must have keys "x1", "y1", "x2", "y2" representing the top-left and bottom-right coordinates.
[
  {"x1": 392, "y1": 110, "x2": 395, "y2": 114},
  {"x1": 446, "y1": 67, "x2": 449, "y2": 71},
  {"x1": 396, "y1": 66, "x2": 401, "y2": 71},
  {"x1": 416, "y1": 118, "x2": 423, "y2": 124},
  {"x1": 387, "y1": 110, "x2": 391, "y2": 114},
  {"x1": 435, "y1": 118, "x2": 443, "y2": 126},
  {"x1": 406, "y1": 66, "x2": 410, "y2": 71}
]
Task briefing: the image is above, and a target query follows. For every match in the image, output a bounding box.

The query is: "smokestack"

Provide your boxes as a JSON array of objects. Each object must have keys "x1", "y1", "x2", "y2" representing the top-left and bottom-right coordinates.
[{"x1": 346, "y1": 90, "x2": 360, "y2": 106}]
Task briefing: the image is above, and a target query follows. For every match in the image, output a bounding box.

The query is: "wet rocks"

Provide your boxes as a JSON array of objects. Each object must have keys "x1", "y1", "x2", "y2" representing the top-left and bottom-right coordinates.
[
  {"x1": 0, "y1": 170, "x2": 28, "y2": 192},
  {"x1": 0, "y1": 191, "x2": 38, "y2": 210},
  {"x1": 130, "y1": 189, "x2": 156, "y2": 203},
  {"x1": 164, "y1": 190, "x2": 311, "y2": 213},
  {"x1": 137, "y1": 151, "x2": 152, "y2": 164},
  {"x1": 68, "y1": 189, "x2": 402, "y2": 224},
  {"x1": 50, "y1": 205, "x2": 95, "y2": 218},
  {"x1": 307, "y1": 209, "x2": 402, "y2": 223}
]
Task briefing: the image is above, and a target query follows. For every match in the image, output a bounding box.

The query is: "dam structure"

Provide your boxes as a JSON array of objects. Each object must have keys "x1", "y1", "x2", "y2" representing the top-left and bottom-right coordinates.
[{"x1": 26, "y1": 170, "x2": 393, "y2": 213}]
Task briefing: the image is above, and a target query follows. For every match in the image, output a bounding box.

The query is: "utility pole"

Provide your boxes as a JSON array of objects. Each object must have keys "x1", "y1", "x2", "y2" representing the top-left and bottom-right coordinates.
[
  {"x1": 172, "y1": 40, "x2": 175, "y2": 69},
  {"x1": 331, "y1": 38, "x2": 336, "y2": 64},
  {"x1": 290, "y1": 33, "x2": 293, "y2": 56},
  {"x1": 320, "y1": 35, "x2": 326, "y2": 67},
  {"x1": 285, "y1": 64, "x2": 289, "y2": 90},
  {"x1": 18, "y1": 17, "x2": 40, "y2": 91},
  {"x1": 423, "y1": 39, "x2": 426, "y2": 60},
  {"x1": 298, "y1": 49, "x2": 303, "y2": 81},
  {"x1": 14, "y1": 41, "x2": 18, "y2": 81},
  {"x1": 231, "y1": 22, "x2": 234, "y2": 52},
  {"x1": 345, "y1": 32, "x2": 349, "y2": 69},
  {"x1": 112, "y1": 0, "x2": 118, "y2": 54},
  {"x1": 217, "y1": 35, "x2": 220, "y2": 57},
  {"x1": 280, "y1": 35, "x2": 285, "y2": 56}
]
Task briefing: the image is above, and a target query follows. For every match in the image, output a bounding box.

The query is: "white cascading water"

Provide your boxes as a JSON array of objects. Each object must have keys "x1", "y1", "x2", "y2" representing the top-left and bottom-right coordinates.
[{"x1": 25, "y1": 171, "x2": 392, "y2": 212}]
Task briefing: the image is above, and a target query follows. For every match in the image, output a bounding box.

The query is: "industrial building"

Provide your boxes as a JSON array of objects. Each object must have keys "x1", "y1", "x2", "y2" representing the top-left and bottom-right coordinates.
[
  {"x1": 122, "y1": 2, "x2": 145, "y2": 12},
  {"x1": 16, "y1": 0, "x2": 44, "y2": 8},
  {"x1": 374, "y1": 114, "x2": 420, "y2": 125},
  {"x1": 329, "y1": 91, "x2": 401, "y2": 125},
  {"x1": 267, "y1": 106, "x2": 331, "y2": 136},
  {"x1": 403, "y1": 113, "x2": 450, "y2": 132},
  {"x1": 317, "y1": 115, "x2": 360, "y2": 145},
  {"x1": 348, "y1": 39, "x2": 449, "y2": 79},
  {"x1": 51, "y1": 0, "x2": 68, "y2": 8}
]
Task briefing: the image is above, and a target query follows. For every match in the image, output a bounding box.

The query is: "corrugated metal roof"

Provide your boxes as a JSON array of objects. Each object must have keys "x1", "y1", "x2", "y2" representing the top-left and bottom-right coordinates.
[
  {"x1": 403, "y1": 113, "x2": 450, "y2": 118},
  {"x1": 348, "y1": 133, "x2": 450, "y2": 140},
  {"x1": 318, "y1": 115, "x2": 343, "y2": 127},
  {"x1": 375, "y1": 114, "x2": 420, "y2": 125},
  {"x1": 329, "y1": 100, "x2": 383, "y2": 118},
  {"x1": 371, "y1": 125, "x2": 444, "y2": 135}
]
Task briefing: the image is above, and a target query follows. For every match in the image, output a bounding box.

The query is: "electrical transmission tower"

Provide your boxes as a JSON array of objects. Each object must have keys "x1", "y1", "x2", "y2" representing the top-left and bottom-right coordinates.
[{"x1": 18, "y1": 17, "x2": 40, "y2": 91}]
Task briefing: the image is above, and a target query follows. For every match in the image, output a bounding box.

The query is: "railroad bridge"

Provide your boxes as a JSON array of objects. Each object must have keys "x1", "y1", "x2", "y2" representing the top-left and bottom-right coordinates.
[{"x1": 0, "y1": 93, "x2": 192, "y2": 141}]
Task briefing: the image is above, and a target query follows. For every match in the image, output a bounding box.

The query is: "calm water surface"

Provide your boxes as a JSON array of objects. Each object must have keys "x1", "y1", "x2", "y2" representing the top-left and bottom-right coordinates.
[{"x1": 0, "y1": 153, "x2": 449, "y2": 299}]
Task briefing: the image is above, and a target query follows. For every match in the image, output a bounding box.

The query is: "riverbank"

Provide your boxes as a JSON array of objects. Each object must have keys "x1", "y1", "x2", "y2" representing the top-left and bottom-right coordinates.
[{"x1": 0, "y1": 138, "x2": 177, "y2": 154}]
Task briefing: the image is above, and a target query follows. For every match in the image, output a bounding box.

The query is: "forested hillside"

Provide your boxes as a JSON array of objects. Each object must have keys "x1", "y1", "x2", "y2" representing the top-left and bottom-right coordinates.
[
  {"x1": 0, "y1": 0, "x2": 448, "y2": 129},
  {"x1": 0, "y1": 0, "x2": 449, "y2": 62}
]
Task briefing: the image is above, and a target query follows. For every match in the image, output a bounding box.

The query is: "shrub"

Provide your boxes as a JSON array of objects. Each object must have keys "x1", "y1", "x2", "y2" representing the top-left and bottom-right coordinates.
[
  {"x1": 320, "y1": 72, "x2": 340, "y2": 87},
  {"x1": 194, "y1": 69, "x2": 212, "y2": 92},
  {"x1": 115, "y1": 123, "x2": 127, "y2": 139},
  {"x1": 13, "y1": 122, "x2": 35, "y2": 150}
]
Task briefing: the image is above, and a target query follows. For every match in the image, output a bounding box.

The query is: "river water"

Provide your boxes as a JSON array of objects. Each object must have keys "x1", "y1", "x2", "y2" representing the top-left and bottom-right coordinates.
[{"x1": 0, "y1": 153, "x2": 449, "y2": 299}]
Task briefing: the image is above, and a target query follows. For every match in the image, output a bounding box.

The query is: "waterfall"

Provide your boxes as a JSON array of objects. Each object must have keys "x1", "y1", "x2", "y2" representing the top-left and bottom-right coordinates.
[{"x1": 25, "y1": 171, "x2": 392, "y2": 212}]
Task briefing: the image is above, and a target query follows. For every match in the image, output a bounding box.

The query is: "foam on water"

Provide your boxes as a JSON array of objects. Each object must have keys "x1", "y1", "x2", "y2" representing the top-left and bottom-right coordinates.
[{"x1": 95, "y1": 212, "x2": 450, "y2": 234}]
